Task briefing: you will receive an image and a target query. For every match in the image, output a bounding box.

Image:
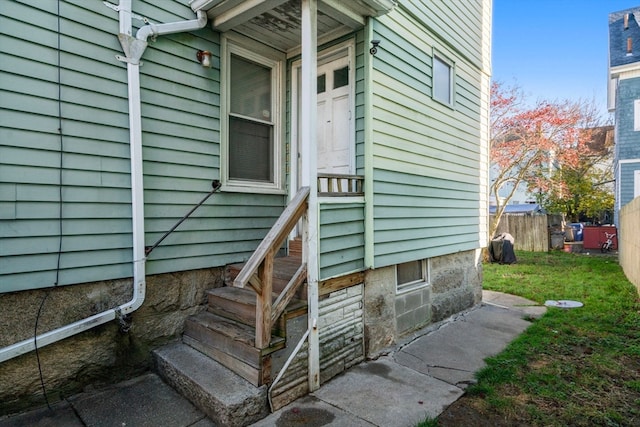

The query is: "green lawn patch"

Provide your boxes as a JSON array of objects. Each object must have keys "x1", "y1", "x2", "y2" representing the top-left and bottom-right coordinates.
[{"x1": 465, "y1": 251, "x2": 640, "y2": 426}]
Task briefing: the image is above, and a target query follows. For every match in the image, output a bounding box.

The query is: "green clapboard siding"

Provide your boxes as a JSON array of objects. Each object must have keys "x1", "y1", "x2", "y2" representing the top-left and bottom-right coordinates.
[
  {"x1": 370, "y1": 3, "x2": 484, "y2": 268},
  {"x1": 0, "y1": 1, "x2": 285, "y2": 292},
  {"x1": 319, "y1": 202, "x2": 365, "y2": 280}
]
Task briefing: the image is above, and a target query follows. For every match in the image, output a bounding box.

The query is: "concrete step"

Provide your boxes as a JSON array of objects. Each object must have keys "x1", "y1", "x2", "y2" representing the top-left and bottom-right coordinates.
[{"x1": 153, "y1": 342, "x2": 269, "y2": 427}]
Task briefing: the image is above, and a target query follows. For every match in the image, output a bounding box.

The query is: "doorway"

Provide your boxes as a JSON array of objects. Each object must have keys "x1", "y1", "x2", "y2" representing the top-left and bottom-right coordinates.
[{"x1": 291, "y1": 42, "x2": 355, "y2": 194}]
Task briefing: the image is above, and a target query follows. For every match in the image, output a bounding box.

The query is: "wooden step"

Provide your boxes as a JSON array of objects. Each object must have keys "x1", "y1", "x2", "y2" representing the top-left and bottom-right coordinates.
[
  {"x1": 289, "y1": 238, "x2": 302, "y2": 257},
  {"x1": 207, "y1": 286, "x2": 307, "y2": 335},
  {"x1": 184, "y1": 311, "x2": 284, "y2": 386},
  {"x1": 225, "y1": 255, "x2": 306, "y2": 299},
  {"x1": 207, "y1": 287, "x2": 276, "y2": 327}
]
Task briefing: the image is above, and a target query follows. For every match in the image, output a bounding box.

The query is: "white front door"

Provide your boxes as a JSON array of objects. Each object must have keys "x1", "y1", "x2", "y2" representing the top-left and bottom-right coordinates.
[
  {"x1": 292, "y1": 45, "x2": 354, "y2": 194},
  {"x1": 316, "y1": 55, "x2": 352, "y2": 175}
]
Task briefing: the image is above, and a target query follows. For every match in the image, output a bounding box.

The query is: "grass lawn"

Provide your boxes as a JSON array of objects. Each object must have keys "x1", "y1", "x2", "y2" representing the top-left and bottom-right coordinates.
[{"x1": 438, "y1": 251, "x2": 640, "y2": 426}]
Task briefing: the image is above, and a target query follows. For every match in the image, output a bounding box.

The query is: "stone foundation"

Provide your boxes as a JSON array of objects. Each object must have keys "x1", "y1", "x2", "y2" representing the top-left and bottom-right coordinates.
[
  {"x1": 1, "y1": 248, "x2": 483, "y2": 415},
  {"x1": 364, "y1": 249, "x2": 482, "y2": 357},
  {"x1": 0, "y1": 267, "x2": 223, "y2": 415}
]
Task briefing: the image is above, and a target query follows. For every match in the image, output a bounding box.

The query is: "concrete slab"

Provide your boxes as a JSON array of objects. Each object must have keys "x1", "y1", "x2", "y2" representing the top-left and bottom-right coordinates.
[
  {"x1": 0, "y1": 401, "x2": 84, "y2": 427},
  {"x1": 483, "y1": 290, "x2": 546, "y2": 319},
  {"x1": 311, "y1": 356, "x2": 463, "y2": 427},
  {"x1": 68, "y1": 373, "x2": 209, "y2": 427},
  {"x1": 395, "y1": 304, "x2": 532, "y2": 387},
  {"x1": 251, "y1": 395, "x2": 375, "y2": 427}
]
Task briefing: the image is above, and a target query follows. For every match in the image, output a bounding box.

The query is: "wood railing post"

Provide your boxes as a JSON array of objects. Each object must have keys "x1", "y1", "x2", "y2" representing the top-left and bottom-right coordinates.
[
  {"x1": 255, "y1": 252, "x2": 274, "y2": 349},
  {"x1": 232, "y1": 187, "x2": 310, "y2": 351}
]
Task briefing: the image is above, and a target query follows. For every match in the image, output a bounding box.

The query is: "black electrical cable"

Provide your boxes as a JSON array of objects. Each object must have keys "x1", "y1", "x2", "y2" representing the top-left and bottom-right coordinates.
[
  {"x1": 34, "y1": 292, "x2": 52, "y2": 410},
  {"x1": 34, "y1": 0, "x2": 65, "y2": 411}
]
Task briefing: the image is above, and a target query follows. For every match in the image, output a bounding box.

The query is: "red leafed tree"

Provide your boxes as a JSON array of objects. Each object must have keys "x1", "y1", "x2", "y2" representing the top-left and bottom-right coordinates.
[{"x1": 489, "y1": 81, "x2": 599, "y2": 244}]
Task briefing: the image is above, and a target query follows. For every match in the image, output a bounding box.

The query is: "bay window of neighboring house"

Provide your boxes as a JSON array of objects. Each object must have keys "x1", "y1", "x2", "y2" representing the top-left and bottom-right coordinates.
[{"x1": 222, "y1": 36, "x2": 284, "y2": 192}]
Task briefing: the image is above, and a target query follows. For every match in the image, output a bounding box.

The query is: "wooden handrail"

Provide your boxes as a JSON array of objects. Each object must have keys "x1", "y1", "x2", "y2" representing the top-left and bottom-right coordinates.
[
  {"x1": 233, "y1": 186, "x2": 309, "y2": 349},
  {"x1": 233, "y1": 186, "x2": 309, "y2": 291}
]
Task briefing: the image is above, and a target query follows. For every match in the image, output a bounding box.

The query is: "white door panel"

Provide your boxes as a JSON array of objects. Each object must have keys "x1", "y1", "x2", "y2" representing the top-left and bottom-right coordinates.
[{"x1": 316, "y1": 56, "x2": 352, "y2": 175}]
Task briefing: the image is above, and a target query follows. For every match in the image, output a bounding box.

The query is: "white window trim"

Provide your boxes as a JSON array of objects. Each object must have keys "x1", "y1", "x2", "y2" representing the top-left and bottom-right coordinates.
[
  {"x1": 634, "y1": 99, "x2": 640, "y2": 131},
  {"x1": 432, "y1": 49, "x2": 455, "y2": 108},
  {"x1": 220, "y1": 34, "x2": 286, "y2": 194},
  {"x1": 396, "y1": 259, "x2": 431, "y2": 294}
]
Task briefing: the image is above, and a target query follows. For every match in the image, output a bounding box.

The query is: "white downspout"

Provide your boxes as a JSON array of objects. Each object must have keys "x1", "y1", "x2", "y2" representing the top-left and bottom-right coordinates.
[{"x1": 0, "y1": 0, "x2": 207, "y2": 364}]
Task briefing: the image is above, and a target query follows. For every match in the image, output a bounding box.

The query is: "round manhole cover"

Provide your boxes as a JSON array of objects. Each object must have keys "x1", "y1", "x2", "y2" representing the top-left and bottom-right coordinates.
[{"x1": 544, "y1": 300, "x2": 583, "y2": 308}]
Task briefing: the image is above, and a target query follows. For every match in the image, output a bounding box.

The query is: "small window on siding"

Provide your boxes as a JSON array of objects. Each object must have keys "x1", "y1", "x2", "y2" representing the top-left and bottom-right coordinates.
[
  {"x1": 432, "y1": 53, "x2": 454, "y2": 106},
  {"x1": 634, "y1": 99, "x2": 640, "y2": 131},
  {"x1": 396, "y1": 259, "x2": 430, "y2": 293}
]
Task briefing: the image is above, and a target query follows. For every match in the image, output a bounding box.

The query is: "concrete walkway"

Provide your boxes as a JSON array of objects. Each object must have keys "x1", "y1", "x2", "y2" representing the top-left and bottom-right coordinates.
[{"x1": 0, "y1": 291, "x2": 545, "y2": 427}]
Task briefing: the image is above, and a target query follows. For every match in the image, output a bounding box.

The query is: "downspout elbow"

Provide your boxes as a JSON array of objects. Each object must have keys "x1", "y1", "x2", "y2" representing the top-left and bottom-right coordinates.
[{"x1": 136, "y1": 10, "x2": 207, "y2": 42}]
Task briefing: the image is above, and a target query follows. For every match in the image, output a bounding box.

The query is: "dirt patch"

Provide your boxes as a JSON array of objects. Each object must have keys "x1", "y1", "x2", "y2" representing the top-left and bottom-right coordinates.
[{"x1": 437, "y1": 396, "x2": 528, "y2": 427}]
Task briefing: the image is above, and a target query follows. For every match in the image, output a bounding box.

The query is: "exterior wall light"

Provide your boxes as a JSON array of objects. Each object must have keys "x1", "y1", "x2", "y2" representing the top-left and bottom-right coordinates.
[
  {"x1": 370, "y1": 40, "x2": 380, "y2": 55},
  {"x1": 196, "y1": 50, "x2": 212, "y2": 67}
]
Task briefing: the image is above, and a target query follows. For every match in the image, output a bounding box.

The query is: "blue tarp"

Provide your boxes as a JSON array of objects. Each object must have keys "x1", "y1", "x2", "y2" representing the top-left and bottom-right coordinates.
[{"x1": 489, "y1": 203, "x2": 546, "y2": 215}]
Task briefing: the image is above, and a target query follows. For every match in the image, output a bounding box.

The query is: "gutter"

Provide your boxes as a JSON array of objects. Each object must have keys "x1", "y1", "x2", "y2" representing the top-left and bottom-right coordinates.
[{"x1": 0, "y1": 0, "x2": 207, "y2": 364}]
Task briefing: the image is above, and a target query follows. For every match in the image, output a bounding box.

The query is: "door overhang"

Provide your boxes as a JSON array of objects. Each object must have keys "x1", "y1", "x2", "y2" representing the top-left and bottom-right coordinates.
[{"x1": 190, "y1": 0, "x2": 396, "y2": 52}]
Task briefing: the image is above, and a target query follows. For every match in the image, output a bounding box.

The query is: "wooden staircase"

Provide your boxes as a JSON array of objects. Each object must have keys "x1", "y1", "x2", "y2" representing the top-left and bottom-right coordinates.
[
  {"x1": 182, "y1": 187, "x2": 310, "y2": 387},
  {"x1": 183, "y1": 255, "x2": 306, "y2": 386},
  {"x1": 152, "y1": 188, "x2": 310, "y2": 425}
]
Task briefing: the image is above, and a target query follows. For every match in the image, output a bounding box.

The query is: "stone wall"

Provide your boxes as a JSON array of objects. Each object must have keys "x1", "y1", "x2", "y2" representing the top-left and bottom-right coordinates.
[
  {"x1": 364, "y1": 249, "x2": 483, "y2": 356},
  {"x1": 0, "y1": 268, "x2": 223, "y2": 415},
  {"x1": 430, "y1": 249, "x2": 483, "y2": 322}
]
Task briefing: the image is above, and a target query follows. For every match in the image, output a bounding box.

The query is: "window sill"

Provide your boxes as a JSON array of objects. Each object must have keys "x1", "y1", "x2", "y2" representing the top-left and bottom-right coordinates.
[
  {"x1": 221, "y1": 182, "x2": 287, "y2": 195},
  {"x1": 396, "y1": 281, "x2": 430, "y2": 295}
]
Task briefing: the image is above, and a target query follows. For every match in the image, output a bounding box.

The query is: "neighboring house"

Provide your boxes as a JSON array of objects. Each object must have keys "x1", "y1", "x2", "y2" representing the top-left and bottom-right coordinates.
[
  {"x1": 0, "y1": 0, "x2": 492, "y2": 422},
  {"x1": 608, "y1": 7, "x2": 640, "y2": 226}
]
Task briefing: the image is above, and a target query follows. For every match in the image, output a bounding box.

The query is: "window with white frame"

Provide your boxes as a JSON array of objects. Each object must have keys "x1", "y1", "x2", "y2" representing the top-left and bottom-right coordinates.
[
  {"x1": 222, "y1": 38, "x2": 283, "y2": 192},
  {"x1": 432, "y1": 53, "x2": 454, "y2": 106},
  {"x1": 634, "y1": 99, "x2": 640, "y2": 131},
  {"x1": 396, "y1": 259, "x2": 430, "y2": 293}
]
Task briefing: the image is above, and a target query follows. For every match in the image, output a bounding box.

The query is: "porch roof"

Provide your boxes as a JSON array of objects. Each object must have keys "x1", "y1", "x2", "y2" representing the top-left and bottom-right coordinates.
[{"x1": 189, "y1": 0, "x2": 396, "y2": 52}]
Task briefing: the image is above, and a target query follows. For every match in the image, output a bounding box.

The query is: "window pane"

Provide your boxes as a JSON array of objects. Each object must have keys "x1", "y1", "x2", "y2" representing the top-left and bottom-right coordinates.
[
  {"x1": 397, "y1": 260, "x2": 423, "y2": 285},
  {"x1": 230, "y1": 54, "x2": 271, "y2": 121},
  {"x1": 229, "y1": 116, "x2": 273, "y2": 182},
  {"x1": 333, "y1": 66, "x2": 349, "y2": 89},
  {"x1": 433, "y1": 56, "x2": 452, "y2": 104},
  {"x1": 317, "y1": 74, "x2": 326, "y2": 93}
]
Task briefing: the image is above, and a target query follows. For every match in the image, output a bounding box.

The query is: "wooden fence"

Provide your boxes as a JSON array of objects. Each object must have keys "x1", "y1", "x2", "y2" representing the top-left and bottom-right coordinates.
[
  {"x1": 620, "y1": 196, "x2": 640, "y2": 295},
  {"x1": 490, "y1": 214, "x2": 549, "y2": 252}
]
